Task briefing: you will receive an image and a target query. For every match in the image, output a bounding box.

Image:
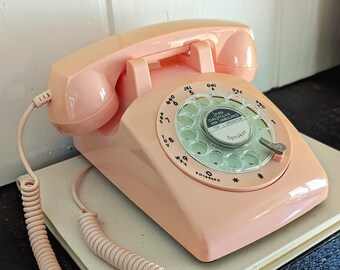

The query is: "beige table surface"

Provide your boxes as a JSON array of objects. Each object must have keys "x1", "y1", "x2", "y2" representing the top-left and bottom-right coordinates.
[{"x1": 18, "y1": 135, "x2": 340, "y2": 270}]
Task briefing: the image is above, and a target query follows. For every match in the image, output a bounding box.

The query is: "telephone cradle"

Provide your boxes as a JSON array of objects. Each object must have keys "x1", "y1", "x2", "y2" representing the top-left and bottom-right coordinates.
[{"x1": 47, "y1": 20, "x2": 328, "y2": 262}]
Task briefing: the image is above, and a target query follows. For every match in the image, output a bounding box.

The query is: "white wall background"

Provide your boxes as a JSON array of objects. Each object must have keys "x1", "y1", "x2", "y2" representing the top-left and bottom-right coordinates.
[{"x1": 1, "y1": 0, "x2": 339, "y2": 186}]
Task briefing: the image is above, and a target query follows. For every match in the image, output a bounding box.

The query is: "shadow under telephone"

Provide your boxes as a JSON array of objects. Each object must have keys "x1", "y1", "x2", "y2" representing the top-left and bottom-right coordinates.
[{"x1": 18, "y1": 20, "x2": 328, "y2": 270}]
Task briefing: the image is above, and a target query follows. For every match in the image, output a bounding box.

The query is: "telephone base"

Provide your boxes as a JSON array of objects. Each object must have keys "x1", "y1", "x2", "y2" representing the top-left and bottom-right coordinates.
[{"x1": 73, "y1": 72, "x2": 328, "y2": 262}]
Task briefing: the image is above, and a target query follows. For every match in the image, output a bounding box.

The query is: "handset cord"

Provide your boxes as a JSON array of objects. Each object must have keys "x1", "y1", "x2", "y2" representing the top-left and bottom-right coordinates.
[
  {"x1": 18, "y1": 90, "x2": 164, "y2": 270},
  {"x1": 72, "y1": 165, "x2": 164, "y2": 270}
]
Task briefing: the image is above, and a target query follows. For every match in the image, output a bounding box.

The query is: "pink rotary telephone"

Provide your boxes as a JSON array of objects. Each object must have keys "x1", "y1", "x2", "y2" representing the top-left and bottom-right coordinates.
[{"x1": 47, "y1": 20, "x2": 328, "y2": 262}]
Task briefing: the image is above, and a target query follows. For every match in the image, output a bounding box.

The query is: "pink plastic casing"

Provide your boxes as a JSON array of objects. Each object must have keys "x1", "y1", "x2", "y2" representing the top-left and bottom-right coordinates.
[
  {"x1": 47, "y1": 20, "x2": 328, "y2": 262},
  {"x1": 48, "y1": 20, "x2": 257, "y2": 135}
]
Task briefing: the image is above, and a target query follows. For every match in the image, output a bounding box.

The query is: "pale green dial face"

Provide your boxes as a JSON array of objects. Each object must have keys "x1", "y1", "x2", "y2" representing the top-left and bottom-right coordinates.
[{"x1": 175, "y1": 91, "x2": 274, "y2": 173}]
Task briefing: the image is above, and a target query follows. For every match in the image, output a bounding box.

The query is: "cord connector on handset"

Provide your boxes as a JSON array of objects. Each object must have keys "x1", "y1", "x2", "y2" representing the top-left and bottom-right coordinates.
[{"x1": 32, "y1": 89, "x2": 52, "y2": 108}]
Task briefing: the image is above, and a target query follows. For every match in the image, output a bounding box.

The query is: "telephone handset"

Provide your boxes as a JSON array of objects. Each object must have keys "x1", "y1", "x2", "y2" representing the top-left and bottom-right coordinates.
[
  {"x1": 43, "y1": 20, "x2": 328, "y2": 263},
  {"x1": 47, "y1": 20, "x2": 257, "y2": 135}
]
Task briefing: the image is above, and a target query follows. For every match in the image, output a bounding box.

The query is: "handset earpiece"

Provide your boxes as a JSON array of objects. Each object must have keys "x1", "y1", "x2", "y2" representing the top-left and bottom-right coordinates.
[
  {"x1": 48, "y1": 70, "x2": 119, "y2": 135},
  {"x1": 216, "y1": 30, "x2": 257, "y2": 81}
]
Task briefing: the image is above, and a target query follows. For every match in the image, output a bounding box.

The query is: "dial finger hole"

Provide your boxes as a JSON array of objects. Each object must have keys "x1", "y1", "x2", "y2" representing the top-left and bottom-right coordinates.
[
  {"x1": 226, "y1": 154, "x2": 243, "y2": 172},
  {"x1": 255, "y1": 118, "x2": 270, "y2": 130},
  {"x1": 195, "y1": 96, "x2": 211, "y2": 106},
  {"x1": 207, "y1": 150, "x2": 224, "y2": 165},
  {"x1": 179, "y1": 128, "x2": 197, "y2": 141},
  {"x1": 182, "y1": 103, "x2": 199, "y2": 115},
  {"x1": 244, "y1": 151, "x2": 260, "y2": 167},
  {"x1": 191, "y1": 141, "x2": 208, "y2": 155},
  {"x1": 211, "y1": 94, "x2": 226, "y2": 104},
  {"x1": 177, "y1": 114, "x2": 194, "y2": 126},
  {"x1": 245, "y1": 105, "x2": 260, "y2": 118},
  {"x1": 228, "y1": 95, "x2": 244, "y2": 108}
]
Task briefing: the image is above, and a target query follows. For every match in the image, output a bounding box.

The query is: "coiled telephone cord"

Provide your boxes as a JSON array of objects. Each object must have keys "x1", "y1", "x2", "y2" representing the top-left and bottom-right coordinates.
[
  {"x1": 19, "y1": 177, "x2": 61, "y2": 270},
  {"x1": 18, "y1": 90, "x2": 164, "y2": 270},
  {"x1": 18, "y1": 93, "x2": 61, "y2": 270},
  {"x1": 72, "y1": 164, "x2": 164, "y2": 270}
]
